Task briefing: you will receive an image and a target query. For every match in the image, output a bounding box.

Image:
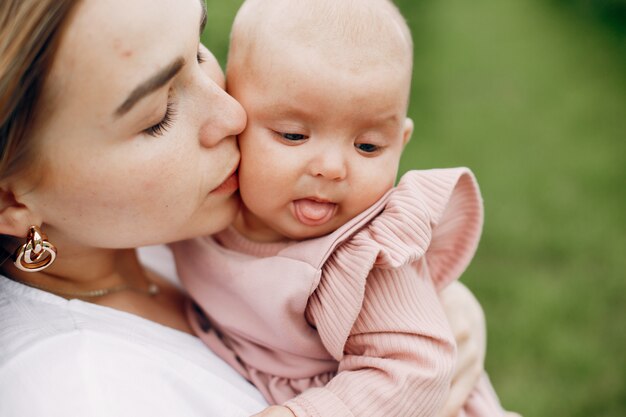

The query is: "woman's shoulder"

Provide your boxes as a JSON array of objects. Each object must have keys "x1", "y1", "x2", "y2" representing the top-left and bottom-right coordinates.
[
  {"x1": 0, "y1": 322, "x2": 264, "y2": 417},
  {"x1": 0, "y1": 277, "x2": 143, "y2": 414},
  {"x1": 0, "y1": 276, "x2": 84, "y2": 364},
  {"x1": 0, "y1": 275, "x2": 267, "y2": 417},
  {"x1": 0, "y1": 273, "x2": 197, "y2": 367}
]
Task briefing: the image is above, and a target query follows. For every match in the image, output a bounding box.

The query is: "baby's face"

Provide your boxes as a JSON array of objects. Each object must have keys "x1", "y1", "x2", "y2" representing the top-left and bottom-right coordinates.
[{"x1": 229, "y1": 39, "x2": 413, "y2": 242}]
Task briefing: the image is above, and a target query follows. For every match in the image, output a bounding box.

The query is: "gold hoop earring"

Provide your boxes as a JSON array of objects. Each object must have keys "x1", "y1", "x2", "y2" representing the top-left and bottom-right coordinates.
[{"x1": 13, "y1": 226, "x2": 57, "y2": 272}]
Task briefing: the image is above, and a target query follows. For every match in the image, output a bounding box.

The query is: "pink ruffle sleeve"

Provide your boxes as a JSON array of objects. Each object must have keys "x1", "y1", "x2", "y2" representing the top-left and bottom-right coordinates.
[{"x1": 284, "y1": 169, "x2": 484, "y2": 417}]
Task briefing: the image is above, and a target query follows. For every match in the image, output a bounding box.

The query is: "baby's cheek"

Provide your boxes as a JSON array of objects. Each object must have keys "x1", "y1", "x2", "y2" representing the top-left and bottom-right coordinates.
[
  {"x1": 237, "y1": 172, "x2": 268, "y2": 218},
  {"x1": 239, "y1": 152, "x2": 284, "y2": 200},
  {"x1": 348, "y1": 175, "x2": 394, "y2": 214}
]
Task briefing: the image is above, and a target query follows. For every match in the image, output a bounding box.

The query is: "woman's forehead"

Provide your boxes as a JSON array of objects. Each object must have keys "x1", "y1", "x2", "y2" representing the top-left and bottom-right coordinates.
[{"x1": 45, "y1": 0, "x2": 202, "y2": 112}]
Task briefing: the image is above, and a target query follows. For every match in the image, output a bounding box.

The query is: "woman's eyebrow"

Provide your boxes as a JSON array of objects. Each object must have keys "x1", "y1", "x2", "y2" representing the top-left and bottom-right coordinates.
[
  {"x1": 115, "y1": 2, "x2": 204, "y2": 118},
  {"x1": 114, "y1": 57, "x2": 185, "y2": 117}
]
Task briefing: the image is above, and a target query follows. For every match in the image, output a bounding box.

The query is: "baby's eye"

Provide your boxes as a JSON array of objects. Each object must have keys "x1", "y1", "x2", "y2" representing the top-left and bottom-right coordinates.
[
  {"x1": 281, "y1": 133, "x2": 308, "y2": 141},
  {"x1": 355, "y1": 143, "x2": 379, "y2": 153}
]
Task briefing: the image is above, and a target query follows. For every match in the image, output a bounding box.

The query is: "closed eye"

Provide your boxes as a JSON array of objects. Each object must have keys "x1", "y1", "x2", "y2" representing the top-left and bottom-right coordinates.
[
  {"x1": 197, "y1": 48, "x2": 207, "y2": 64},
  {"x1": 143, "y1": 45, "x2": 206, "y2": 138},
  {"x1": 144, "y1": 100, "x2": 177, "y2": 137}
]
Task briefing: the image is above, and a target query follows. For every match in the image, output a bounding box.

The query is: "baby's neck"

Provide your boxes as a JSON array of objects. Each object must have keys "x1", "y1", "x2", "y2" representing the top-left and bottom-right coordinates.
[{"x1": 233, "y1": 206, "x2": 291, "y2": 243}]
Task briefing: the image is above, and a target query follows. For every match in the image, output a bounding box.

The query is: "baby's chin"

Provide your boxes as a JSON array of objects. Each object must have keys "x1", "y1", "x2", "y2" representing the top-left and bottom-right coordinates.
[{"x1": 283, "y1": 228, "x2": 334, "y2": 241}]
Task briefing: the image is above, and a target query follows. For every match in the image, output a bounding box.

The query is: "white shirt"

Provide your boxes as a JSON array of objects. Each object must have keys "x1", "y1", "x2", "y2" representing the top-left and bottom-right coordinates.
[{"x1": 0, "y1": 246, "x2": 267, "y2": 417}]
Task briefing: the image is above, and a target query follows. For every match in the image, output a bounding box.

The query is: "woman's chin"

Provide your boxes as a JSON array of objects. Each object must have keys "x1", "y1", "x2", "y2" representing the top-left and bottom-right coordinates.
[{"x1": 191, "y1": 193, "x2": 242, "y2": 238}]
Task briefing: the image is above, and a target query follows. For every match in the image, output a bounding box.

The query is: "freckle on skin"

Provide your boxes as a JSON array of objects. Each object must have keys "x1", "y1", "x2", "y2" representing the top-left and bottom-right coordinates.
[{"x1": 112, "y1": 39, "x2": 133, "y2": 58}]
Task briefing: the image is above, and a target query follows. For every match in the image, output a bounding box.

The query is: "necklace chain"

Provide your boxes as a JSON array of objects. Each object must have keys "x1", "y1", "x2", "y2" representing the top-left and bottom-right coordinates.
[{"x1": 6, "y1": 275, "x2": 159, "y2": 299}]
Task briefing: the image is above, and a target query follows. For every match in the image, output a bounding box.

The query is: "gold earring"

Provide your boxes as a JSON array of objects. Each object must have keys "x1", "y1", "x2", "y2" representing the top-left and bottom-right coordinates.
[{"x1": 13, "y1": 225, "x2": 57, "y2": 272}]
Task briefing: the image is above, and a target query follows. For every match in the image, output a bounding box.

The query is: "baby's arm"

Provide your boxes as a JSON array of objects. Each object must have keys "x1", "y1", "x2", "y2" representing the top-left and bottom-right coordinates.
[
  {"x1": 252, "y1": 282, "x2": 490, "y2": 417},
  {"x1": 283, "y1": 264, "x2": 456, "y2": 417}
]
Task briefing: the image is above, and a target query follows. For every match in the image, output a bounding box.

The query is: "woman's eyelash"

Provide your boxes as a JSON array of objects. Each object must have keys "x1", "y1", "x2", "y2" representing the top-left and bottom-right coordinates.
[
  {"x1": 197, "y1": 49, "x2": 207, "y2": 64},
  {"x1": 144, "y1": 46, "x2": 202, "y2": 138},
  {"x1": 144, "y1": 101, "x2": 177, "y2": 137},
  {"x1": 143, "y1": 44, "x2": 203, "y2": 138}
]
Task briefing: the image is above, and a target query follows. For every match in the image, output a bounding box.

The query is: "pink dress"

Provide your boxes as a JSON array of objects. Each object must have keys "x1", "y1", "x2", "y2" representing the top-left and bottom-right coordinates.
[{"x1": 172, "y1": 168, "x2": 507, "y2": 417}]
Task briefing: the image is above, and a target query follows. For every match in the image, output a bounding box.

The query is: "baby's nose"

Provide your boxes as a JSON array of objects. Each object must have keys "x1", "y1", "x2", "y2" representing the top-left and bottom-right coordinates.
[{"x1": 310, "y1": 150, "x2": 347, "y2": 181}]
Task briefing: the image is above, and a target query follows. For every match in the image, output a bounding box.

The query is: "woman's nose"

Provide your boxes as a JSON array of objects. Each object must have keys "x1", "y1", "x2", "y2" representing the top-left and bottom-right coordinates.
[
  {"x1": 309, "y1": 148, "x2": 347, "y2": 181},
  {"x1": 198, "y1": 83, "x2": 247, "y2": 148}
]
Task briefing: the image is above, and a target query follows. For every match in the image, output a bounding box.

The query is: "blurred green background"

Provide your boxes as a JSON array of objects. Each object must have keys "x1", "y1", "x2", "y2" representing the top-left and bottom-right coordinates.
[{"x1": 202, "y1": 1, "x2": 626, "y2": 415}]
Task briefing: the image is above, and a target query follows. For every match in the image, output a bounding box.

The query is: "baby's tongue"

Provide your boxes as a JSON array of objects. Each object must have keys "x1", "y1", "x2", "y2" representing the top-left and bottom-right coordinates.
[{"x1": 293, "y1": 199, "x2": 336, "y2": 226}]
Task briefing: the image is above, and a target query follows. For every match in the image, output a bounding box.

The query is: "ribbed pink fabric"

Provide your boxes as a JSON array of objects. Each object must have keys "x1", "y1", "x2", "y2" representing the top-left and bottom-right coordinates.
[{"x1": 173, "y1": 168, "x2": 504, "y2": 417}]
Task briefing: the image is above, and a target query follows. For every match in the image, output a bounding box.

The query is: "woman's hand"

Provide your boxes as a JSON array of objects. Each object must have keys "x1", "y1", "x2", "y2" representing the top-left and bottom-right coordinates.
[
  {"x1": 438, "y1": 282, "x2": 487, "y2": 417},
  {"x1": 251, "y1": 405, "x2": 296, "y2": 417}
]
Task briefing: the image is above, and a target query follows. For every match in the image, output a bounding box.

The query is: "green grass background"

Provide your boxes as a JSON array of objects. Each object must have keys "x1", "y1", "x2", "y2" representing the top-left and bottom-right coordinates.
[{"x1": 201, "y1": 1, "x2": 626, "y2": 415}]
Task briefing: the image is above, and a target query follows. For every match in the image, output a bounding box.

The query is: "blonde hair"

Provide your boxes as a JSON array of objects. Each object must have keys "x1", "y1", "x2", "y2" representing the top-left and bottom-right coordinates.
[
  {"x1": 229, "y1": 0, "x2": 413, "y2": 73},
  {"x1": 0, "y1": 0, "x2": 80, "y2": 179}
]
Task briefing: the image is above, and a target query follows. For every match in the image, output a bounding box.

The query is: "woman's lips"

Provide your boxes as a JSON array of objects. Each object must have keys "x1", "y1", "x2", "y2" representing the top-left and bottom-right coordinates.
[
  {"x1": 292, "y1": 198, "x2": 337, "y2": 226},
  {"x1": 210, "y1": 171, "x2": 239, "y2": 195}
]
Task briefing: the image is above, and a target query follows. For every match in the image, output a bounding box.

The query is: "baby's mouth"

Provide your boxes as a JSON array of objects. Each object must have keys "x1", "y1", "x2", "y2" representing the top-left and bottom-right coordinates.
[{"x1": 292, "y1": 198, "x2": 337, "y2": 227}]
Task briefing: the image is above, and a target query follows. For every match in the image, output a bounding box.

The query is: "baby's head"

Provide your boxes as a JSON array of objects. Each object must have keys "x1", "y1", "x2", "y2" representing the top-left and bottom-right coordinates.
[{"x1": 228, "y1": 0, "x2": 414, "y2": 242}]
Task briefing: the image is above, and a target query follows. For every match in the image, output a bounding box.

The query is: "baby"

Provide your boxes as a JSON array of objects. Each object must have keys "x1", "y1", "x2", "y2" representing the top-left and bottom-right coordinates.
[{"x1": 173, "y1": 0, "x2": 509, "y2": 416}]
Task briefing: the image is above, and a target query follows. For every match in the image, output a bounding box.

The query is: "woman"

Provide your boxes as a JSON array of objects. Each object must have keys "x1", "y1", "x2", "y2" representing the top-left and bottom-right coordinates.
[{"x1": 0, "y1": 0, "x2": 489, "y2": 416}]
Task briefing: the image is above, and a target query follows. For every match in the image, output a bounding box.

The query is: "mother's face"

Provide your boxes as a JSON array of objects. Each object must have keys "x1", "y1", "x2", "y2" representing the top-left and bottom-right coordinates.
[{"x1": 17, "y1": 0, "x2": 245, "y2": 248}]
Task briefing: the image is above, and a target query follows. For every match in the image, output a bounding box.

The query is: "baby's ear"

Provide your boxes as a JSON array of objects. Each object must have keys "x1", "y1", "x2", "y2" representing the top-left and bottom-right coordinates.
[
  {"x1": 0, "y1": 185, "x2": 39, "y2": 238},
  {"x1": 402, "y1": 117, "x2": 414, "y2": 146}
]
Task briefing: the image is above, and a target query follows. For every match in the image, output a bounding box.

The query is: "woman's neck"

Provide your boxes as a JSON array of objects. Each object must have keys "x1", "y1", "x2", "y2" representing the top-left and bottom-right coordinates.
[
  {"x1": 2, "y1": 247, "x2": 144, "y2": 296},
  {"x1": 2, "y1": 245, "x2": 193, "y2": 334}
]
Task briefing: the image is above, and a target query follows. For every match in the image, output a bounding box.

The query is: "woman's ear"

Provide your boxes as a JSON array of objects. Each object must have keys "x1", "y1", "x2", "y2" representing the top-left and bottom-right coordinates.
[
  {"x1": 402, "y1": 117, "x2": 414, "y2": 147},
  {"x1": 0, "y1": 185, "x2": 40, "y2": 238}
]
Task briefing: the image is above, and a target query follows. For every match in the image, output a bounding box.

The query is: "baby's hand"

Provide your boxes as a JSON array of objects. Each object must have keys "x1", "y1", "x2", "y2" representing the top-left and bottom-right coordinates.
[{"x1": 251, "y1": 405, "x2": 296, "y2": 417}]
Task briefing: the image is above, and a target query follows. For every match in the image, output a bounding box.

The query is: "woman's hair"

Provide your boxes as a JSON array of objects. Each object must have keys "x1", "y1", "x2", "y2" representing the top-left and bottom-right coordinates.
[{"x1": 0, "y1": 0, "x2": 80, "y2": 179}]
